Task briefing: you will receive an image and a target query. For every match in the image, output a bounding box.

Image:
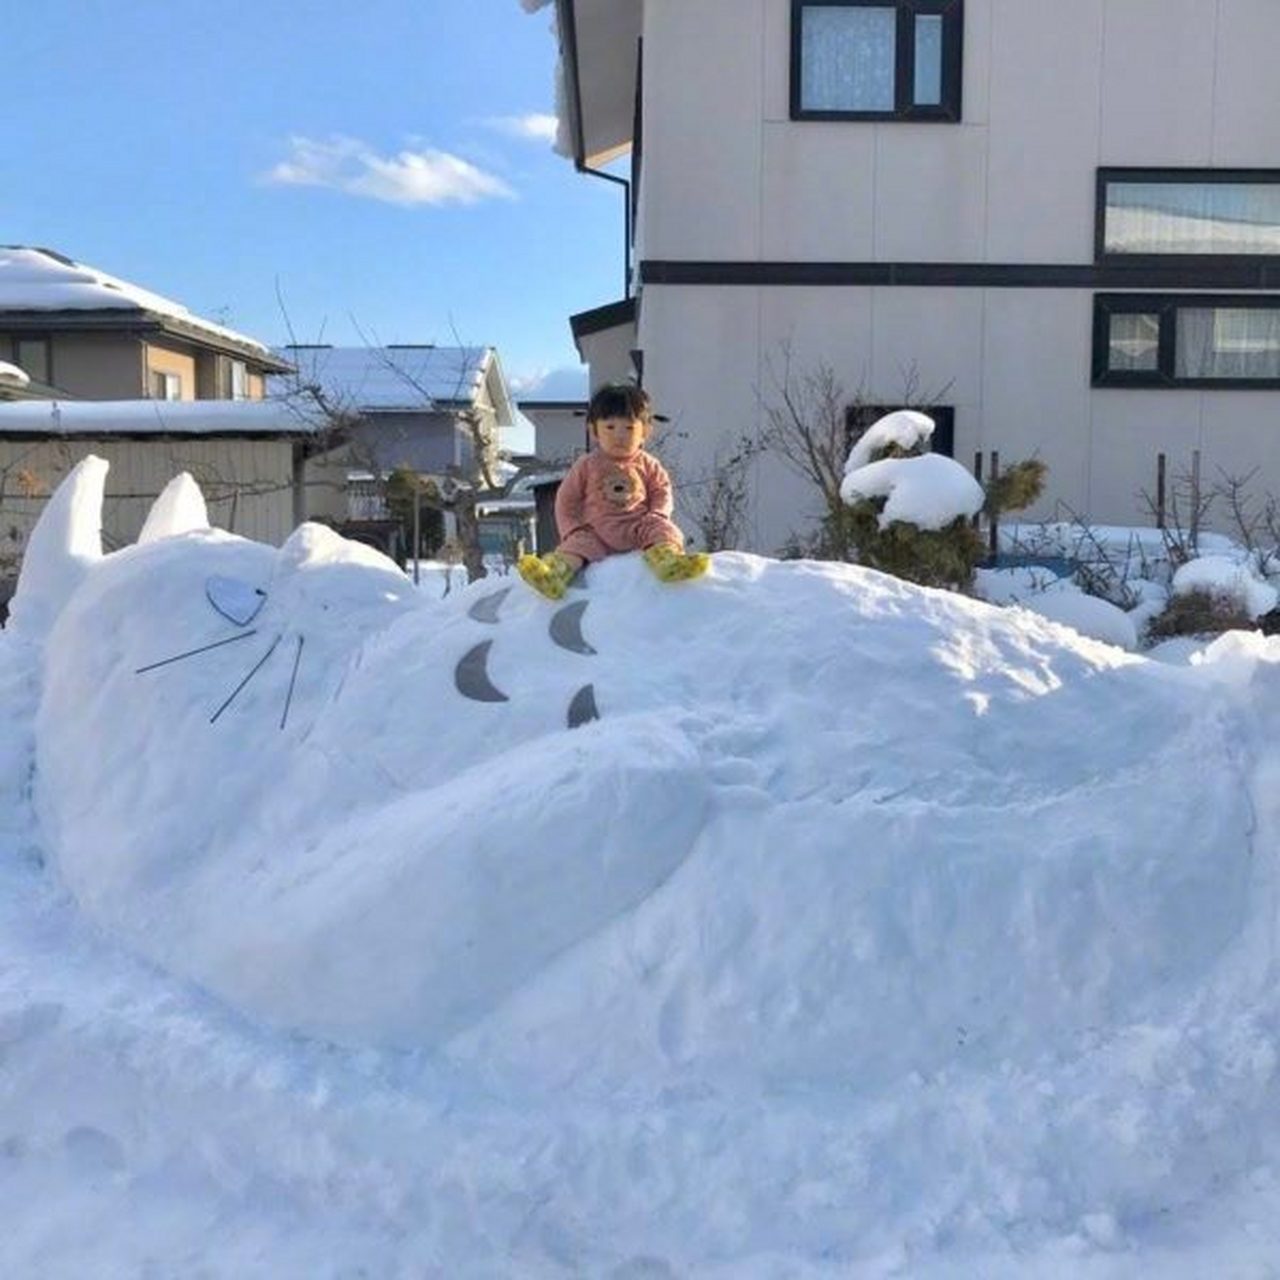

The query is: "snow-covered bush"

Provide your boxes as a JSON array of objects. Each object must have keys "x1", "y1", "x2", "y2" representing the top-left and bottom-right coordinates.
[
  {"x1": 1146, "y1": 587, "x2": 1254, "y2": 642},
  {"x1": 839, "y1": 411, "x2": 1045, "y2": 591}
]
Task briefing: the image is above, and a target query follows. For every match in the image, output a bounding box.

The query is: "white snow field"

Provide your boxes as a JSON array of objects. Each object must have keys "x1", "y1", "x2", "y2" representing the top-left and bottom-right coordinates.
[{"x1": 3, "y1": 457, "x2": 1280, "y2": 1276}]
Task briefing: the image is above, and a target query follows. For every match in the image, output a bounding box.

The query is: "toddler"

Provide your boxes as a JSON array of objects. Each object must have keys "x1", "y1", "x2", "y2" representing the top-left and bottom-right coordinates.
[{"x1": 518, "y1": 383, "x2": 708, "y2": 600}]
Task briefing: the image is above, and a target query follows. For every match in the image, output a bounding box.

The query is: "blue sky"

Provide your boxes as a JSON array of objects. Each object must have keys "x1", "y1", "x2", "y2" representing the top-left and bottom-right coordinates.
[{"x1": 4, "y1": 0, "x2": 621, "y2": 390}]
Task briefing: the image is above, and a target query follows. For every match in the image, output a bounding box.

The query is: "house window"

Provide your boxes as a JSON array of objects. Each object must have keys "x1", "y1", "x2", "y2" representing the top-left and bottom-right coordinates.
[
  {"x1": 1097, "y1": 169, "x2": 1280, "y2": 261},
  {"x1": 791, "y1": 0, "x2": 963, "y2": 122},
  {"x1": 150, "y1": 370, "x2": 182, "y2": 400},
  {"x1": 847, "y1": 403, "x2": 955, "y2": 457},
  {"x1": 12, "y1": 338, "x2": 50, "y2": 385},
  {"x1": 227, "y1": 359, "x2": 248, "y2": 400},
  {"x1": 1093, "y1": 294, "x2": 1280, "y2": 387}
]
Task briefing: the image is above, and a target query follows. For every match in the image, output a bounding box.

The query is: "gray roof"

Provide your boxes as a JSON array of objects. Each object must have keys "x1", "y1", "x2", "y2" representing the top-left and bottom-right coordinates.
[{"x1": 272, "y1": 345, "x2": 498, "y2": 413}]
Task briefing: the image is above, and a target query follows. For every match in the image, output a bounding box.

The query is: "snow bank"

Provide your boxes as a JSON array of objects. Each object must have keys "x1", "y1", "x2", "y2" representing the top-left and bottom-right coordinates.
[{"x1": 1019, "y1": 585, "x2": 1139, "y2": 650}]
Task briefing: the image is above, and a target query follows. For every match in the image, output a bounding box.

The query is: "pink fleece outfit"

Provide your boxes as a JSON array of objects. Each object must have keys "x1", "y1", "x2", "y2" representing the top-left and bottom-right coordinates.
[{"x1": 555, "y1": 448, "x2": 685, "y2": 563}]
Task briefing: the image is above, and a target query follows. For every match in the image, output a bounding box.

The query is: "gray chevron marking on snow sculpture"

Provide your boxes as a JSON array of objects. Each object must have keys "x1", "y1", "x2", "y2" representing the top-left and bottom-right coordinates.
[
  {"x1": 550, "y1": 599, "x2": 597, "y2": 655},
  {"x1": 454, "y1": 640, "x2": 509, "y2": 703},
  {"x1": 466, "y1": 586, "x2": 511, "y2": 624},
  {"x1": 567, "y1": 683, "x2": 600, "y2": 729}
]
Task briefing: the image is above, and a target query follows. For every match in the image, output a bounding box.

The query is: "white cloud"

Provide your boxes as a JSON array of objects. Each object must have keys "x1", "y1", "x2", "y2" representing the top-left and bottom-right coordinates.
[
  {"x1": 264, "y1": 136, "x2": 514, "y2": 206},
  {"x1": 485, "y1": 113, "x2": 559, "y2": 144}
]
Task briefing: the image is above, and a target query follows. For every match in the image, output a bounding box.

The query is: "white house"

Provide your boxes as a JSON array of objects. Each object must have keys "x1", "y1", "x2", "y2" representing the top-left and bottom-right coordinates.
[{"x1": 535, "y1": 0, "x2": 1280, "y2": 552}]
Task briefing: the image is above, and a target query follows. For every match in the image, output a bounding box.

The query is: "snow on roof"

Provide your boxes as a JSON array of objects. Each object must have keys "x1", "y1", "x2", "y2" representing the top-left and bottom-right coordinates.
[
  {"x1": 272, "y1": 345, "x2": 495, "y2": 413},
  {"x1": 0, "y1": 360, "x2": 30, "y2": 387},
  {"x1": 0, "y1": 398, "x2": 325, "y2": 438},
  {"x1": 0, "y1": 246, "x2": 280, "y2": 360}
]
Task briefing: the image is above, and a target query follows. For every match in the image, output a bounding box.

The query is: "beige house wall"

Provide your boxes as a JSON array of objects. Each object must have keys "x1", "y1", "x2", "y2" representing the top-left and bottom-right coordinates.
[
  {"x1": 145, "y1": 344, "x2": 198, "y2": 400},
  {"x1": 0, "y1": 437, "x2": 298, "y2": 563}
]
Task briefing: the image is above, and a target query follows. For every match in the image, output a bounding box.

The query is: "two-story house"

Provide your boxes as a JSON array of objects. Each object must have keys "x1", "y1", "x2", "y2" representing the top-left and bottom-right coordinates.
[
  {"x1": 0, "y1": 246, "x2": 314, "y2": 567},
  {"x1": 272, "y1": 344, "x2": 539, "y2": 557},
  {"x1": 538, "y1": 0, "x2": 1280, "y2": 551}
]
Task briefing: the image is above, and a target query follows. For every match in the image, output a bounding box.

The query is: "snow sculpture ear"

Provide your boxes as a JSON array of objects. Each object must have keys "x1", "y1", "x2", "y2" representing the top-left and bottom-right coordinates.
[
  {"x1": 6, "y1": 454, "x2": 109, "y2": 642},
  {"x1": 138, "y1": 472, "x2": 210, "y2": 544}
]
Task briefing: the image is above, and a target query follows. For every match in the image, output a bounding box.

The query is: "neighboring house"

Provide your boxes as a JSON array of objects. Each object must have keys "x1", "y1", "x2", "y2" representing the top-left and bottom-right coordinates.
[
  {"x1": 0, "y1": 246, "x2": 291, "y2": 404},
  {"x1": 272, "y1": 344, "x2": 537, "y2": 555},
  {"x1": 0, "y1": 248, "x2": 312, "y2": 589},
  {"x1": 539, "y1": 0, "x2": 1280, "y2": 551},
  {"x1": 514, "y1": 366, "x2": 590, "y2": 465}
]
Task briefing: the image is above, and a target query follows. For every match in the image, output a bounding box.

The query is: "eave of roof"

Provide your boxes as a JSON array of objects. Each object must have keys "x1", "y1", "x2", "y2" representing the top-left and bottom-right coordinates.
[
  {"x1": 569, "y1": 296, "x2": 637, "y2": 358},
  {"x1": 555, "y1": 0, "x2": 639, "y2": 168},
  {"x1": 0, "y1": 309, "x2": 293, "y2": 372}
]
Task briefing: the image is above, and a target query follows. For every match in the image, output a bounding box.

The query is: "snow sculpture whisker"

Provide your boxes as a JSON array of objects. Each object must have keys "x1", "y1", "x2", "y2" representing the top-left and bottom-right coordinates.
[
  {"x1": 210, "y1": 633, "x2": 283, "y2": 724},
  {"x1": 279, "y1": 635, "x2": 305, "y2": 731},
  {"x1": 135, "y1": 628, "x2": 259, "y2": 675}
]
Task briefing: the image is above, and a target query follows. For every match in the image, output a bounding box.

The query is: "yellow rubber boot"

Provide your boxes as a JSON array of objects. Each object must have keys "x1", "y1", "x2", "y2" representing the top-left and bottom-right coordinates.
[
  {"x1": 517, "y1": 551, "x2": 577, "y2": 600},
  {"x1": 643, "y1": 544, "x2": 711, "y2": 584}
]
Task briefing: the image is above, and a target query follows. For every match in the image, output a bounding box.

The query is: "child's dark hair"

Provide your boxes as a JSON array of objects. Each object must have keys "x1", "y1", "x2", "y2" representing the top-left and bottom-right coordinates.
[{"x1": 587, "y1": 382, "x2": 652, "y2": 426}]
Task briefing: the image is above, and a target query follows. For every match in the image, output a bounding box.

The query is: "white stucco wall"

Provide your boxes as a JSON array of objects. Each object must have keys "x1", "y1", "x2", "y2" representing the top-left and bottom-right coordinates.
[
  {"x1": 643, "y1": 285, "x2": 1280, "y2": 553},
  {"x1": 629, "y1": 0, "x2": 1280, "y2": 551},
  {"x1": 643, "y1": 0, "x2": 1280, "y2": 264}
]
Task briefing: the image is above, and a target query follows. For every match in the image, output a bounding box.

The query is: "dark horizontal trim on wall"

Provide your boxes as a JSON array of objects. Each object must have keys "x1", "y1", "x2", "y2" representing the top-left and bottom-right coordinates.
[{"x1": 639, "y1": 260, "x2": 1280, "y2": 290}]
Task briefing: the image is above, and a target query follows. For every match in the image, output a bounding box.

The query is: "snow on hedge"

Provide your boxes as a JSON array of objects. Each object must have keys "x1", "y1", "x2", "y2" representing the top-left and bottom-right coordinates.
[
  {"x1": 843, "y1": 407, "x2": 936, "y2": 472},
  {"x1": 841, "y1": 450, "x2": 985, "y2": 529},
  {"x1": 1173, "y1": 553, "x2": 1279, "y2": 619}
]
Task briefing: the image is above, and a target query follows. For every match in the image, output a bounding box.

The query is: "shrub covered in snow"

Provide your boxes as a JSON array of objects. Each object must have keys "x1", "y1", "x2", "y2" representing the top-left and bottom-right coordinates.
[{"x1": 839, "y1": 412, "x2": 1044, "y2": 591}]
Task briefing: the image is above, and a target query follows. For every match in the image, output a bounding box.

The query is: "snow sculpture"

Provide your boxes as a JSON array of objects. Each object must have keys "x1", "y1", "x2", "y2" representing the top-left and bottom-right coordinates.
[
  {"x1": 6, "y1": 454, "x2": 107, "y2": 641},
  {"x1": 137, "y1": 472, "x2": 210, "y2": 544},
  {"x1": 12, "y1": 461, "x2": 1260, "y2": 1076}
]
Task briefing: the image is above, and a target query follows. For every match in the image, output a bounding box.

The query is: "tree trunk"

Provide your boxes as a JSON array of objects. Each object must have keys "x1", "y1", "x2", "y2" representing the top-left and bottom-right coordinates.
[{"x1": 454, "y1": 490, "x2": 487, "y2": 583}]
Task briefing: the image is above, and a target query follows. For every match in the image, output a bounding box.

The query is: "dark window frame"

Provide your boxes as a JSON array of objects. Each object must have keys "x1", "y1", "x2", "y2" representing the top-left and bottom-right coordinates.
[
  {"x1": 1092, "y1": 292, "x2": 1280, "y2": 390},
  {"x1": 790, "y1": 0, "x2": 963, "y2": 123},
  {"x1": 846, "y1": 402, "x2": 955, "y2": 457},
  {"x1": 1095, "y1": 168, "x2": 1280, "y2": 268}
]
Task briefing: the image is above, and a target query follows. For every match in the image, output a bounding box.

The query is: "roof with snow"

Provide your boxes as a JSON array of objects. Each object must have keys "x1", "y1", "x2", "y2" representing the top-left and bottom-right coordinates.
[
  {"x1": 0, "y1": 246, "x2": 290, "y2": 371},
  {"x1": 0, "y1": 398, "x2": 326, "y2": 439},
  {"x1": 272, "y1": 345, "x2": 513, "y2": 418}
]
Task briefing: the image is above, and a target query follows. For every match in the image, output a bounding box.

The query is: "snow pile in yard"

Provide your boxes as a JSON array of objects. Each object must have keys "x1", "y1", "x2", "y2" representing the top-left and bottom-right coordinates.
[
  {"x1": 4, "y1": 458, "x2": 1280, "y2": 1275},
  {"x1": 1173, "y1": 553, "x2": 1279, "y2": 618}
]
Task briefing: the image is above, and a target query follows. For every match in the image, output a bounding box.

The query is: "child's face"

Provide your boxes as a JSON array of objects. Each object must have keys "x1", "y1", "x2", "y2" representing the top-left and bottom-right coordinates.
[{"x1": 592, "y1": 414, "x2": 649, "y2": 460}]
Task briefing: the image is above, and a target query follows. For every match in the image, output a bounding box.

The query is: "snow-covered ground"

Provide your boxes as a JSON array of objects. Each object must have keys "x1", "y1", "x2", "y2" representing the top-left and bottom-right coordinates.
[{"x1": 4, "y1": 458, "x2": 1280, "y2": 1276}]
